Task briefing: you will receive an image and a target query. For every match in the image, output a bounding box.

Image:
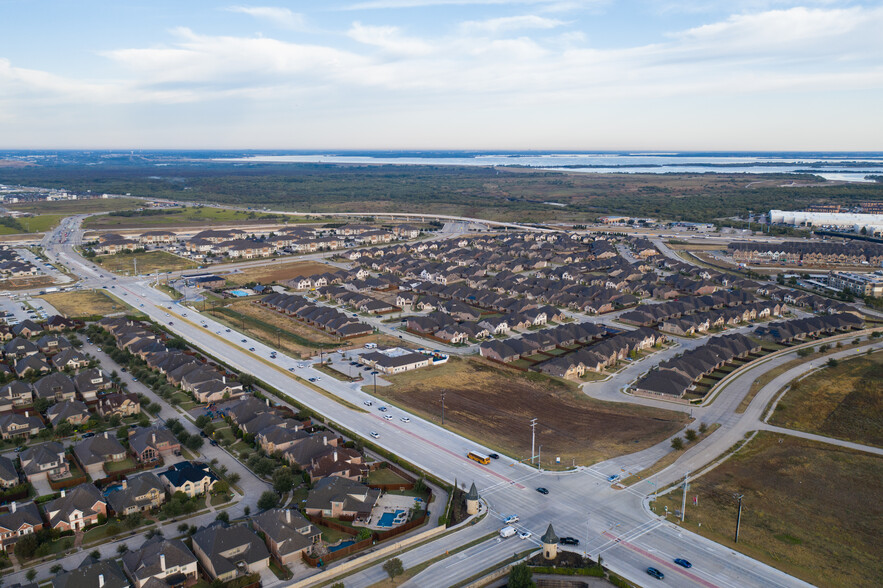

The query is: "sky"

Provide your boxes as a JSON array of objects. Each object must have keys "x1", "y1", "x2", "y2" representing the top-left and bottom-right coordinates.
[{"x1": 1, "y1": 0, "x2": 882, "y2": 150}]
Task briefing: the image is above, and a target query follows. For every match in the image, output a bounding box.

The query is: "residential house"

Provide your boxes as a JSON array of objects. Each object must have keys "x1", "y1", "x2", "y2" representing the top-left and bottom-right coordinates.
[
  {"x1": 33, "y1": 372, "x2": 76, "y2": 402},
  {"x1": 46, "y1": 400, "x2": 91, "y2": 428},
  {"x1": 0, "y1": 381, "x2": 33, "y2": 410},
  {"x1": 303, "y1": 476, "x2": 380, "y2": 523},
  {"x1": 122, "y1": 538, "x2": 199, "y2": 588},
  {"x1": 73, "y1": 433, "x2": 128, "y2": 477},
  {"x1": 128, "y1": 427, "x2": 180, "y2": 463},
  {"x1": 15, "y1": 354, "x2": 51, "y2": 377},
  {"x1": 97, "y1": 393, "x2": 140, "y2": 418},
  {"x1": 51, "y1": 348, "x2": 90, "y2": 371},
  {"x1": 74, "y1": 369, "x2": 111, "y2": 403},
  {"x1": 44, "y1": 484, "x2": 107, "y2": 531},
  {"x1": 0, "y1": 501, "x2": 44, "y2": 553},
  {"x1": 191, "y1": 523, "x2": 270, "y2": 582},
  {"x1": 52, "y1": 558, "x2": 130, "y2": 588},
  {"x1": 0, "y1": 412, "x2": 43, "y2": 440},
  {"x1": 20, "y1": 442, "x2": 69, "y2": 483},
  {"x1": 251, "y1": 508, "x2": 321, "y2": 565},
  {"x1": 0, "y1": 455, "x2": 19, "y2": 488},
  {"x1": 159, "y1": 462, "x2": 218, "y2": 498},
  {"x1": 106, "y1": 473, "x2": 166, "y2": 516}
]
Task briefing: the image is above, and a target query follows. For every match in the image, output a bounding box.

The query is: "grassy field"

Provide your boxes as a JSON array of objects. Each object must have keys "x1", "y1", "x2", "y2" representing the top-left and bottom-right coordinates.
[
  {"x1": 371, "y1": 356, "x2": 689, "y2": 466},
  {"x1": 0, "y1": 214, "x2": 66, "y2": 234},
  {"x1": 224, "y1": 260, "x2": 336, "y2": 286},
  {"x1": 770, "y1": 351, "x2": 883, "y2": 447},
  {"x1": 94, "y1": 250, "x2": 198, "y2": 274},
  {"x1": 83, "y1": 206, "x2": 323, "y2": 230},
  {"x1": 38, "y1": 290, "x2": 129, "y2": 317},
  {"x1": 0, "y1": 275, "x2": 58, "y2": 290},
  {"x1": 652, "y1": 432, "x2": 883, "y2": 588},
  {"x1": 7, "y1": 197, "x2": 142, "y2": 215},
  {"x1": 366, "y1": 468, "x2": 411, "y2": 486}
]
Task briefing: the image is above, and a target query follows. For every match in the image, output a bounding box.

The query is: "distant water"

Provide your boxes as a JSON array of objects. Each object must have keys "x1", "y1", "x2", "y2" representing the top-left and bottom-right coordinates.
[{"x1": 217, "y1": 152, "x2": 883, "y2": 183}]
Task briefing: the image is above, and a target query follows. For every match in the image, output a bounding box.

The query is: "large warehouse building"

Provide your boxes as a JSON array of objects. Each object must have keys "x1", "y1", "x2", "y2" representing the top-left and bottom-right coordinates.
[{"x1": 769, "y1": 209, "x2": 883, "y2": 233}]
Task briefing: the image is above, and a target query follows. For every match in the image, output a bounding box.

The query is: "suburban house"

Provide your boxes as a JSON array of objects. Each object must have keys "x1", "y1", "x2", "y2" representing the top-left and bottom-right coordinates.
[
  {"x1": 73, "y1": 433, "x2": 128, "y2": 477},
  {"x1": 74, "y1": 369, "x2": 111, "y2": 403},
  {"x1": 0, "y1": 455, "x2": 19, "y2": 488},
  {"x1": 20, "y1": 442, "x2": 69, "y2": 483},
  {"x1": 122, "y1": 537, "x2": 199, "y2": 588},
  {"x1": 46, "y1": 400, "x2": 91, "y2": 427},
  {"x1": 304, "y1": 476, "x2": 380, "y2": 522},
  {"x1": 44, "y1": 484, "x2": 107, "y2": 531},
  {"x1": 0, "y1": 501, "x2": 43, "y2": 552},
  {"x1": 106, "y1": 473, "x2": 167, "y2": 516},
  {"x1": 251, "y1": 508, "x2": 321, "y2": 565},
  {"x1": 191, "y1": 523, "x2": 270, "y2": 582},
  {"x1": 97, "y1": 392, "x2": 140, "y2": 418},
  {"x1": 128, "y1": 427, "x2": 180, "y2": 463},
  {"x1": 0, "y1": 381, "x2": 33, "y2": 409},
  {"x1": 0, "y1": 412, "x2": 43, "y2": 440},
  {"x1": 33, "y1": 372, "x2": 76, "y2": 402},
  {"x1": 52, "y1": 558, "x2": 131, "y2": 588},
  {"x1": 159, "y1": 462, "x2": 218, "y2": 498},
  {"x1": 358, "y1": 350, "x2": 430, "y2": 375}
]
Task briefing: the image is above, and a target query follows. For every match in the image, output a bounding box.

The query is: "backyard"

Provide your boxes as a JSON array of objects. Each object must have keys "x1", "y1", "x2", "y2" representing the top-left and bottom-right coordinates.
[
  {"x1": 371, "y1": 356, "x2": 690, "y2": 466},
  {"x1": 652, "y1": 432, "x2": 883, "y2": 588}
]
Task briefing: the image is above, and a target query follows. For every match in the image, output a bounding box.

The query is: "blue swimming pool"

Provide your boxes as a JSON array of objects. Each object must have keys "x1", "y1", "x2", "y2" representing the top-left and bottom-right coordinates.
[
  {"x1": 327, "y1": 540, "x2": 355, "y2": 552},
  {"x1": 377, "y1": 509, "x2": 406, "y2": 528},
  {"x1": 230, "y1": 290, "x2": 250, "y2": 297}
]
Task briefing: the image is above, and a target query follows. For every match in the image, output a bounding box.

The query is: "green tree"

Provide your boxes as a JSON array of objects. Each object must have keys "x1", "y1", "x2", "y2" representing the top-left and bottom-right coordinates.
[
  {"x1": 382, "y1": 558, "x2": 404, "y2": 581},
  {"x1": 257, "y1": 491, "x2": 278, "y2": 511},
  {"x1": 827, "y1": 358, "x2": 839, "y2": 368},
  {"x1": 178, "y1": 523, "x2": 190, "y2": 534},
  {"x1": 243, "y1": 505, "x2": 250, "y2": 517},
  {"x1": 215, "y1": 511, "x2": 230, "y2": 524},
  {"x1": 185, "y1": 435, "x2": 204, "y2": 451},
  {"x1": 272, "y1": 467, "x2": 296, "y2": 493},
  {"x1": 89, "y1": 549, "x2": 101, "y2": 560},
  {"x1": 796, "y1": 347, "x2": 813, "y2": 358},
  {"x1": 671, "y1": 437, "x2": 684, "y2": 450},
  {"x1": 195, "y1": 415, "x2": 210, "y2": 428},
  {"x1": 26, "y1": 570, "x2": 37, "y2": 582},
  {"x1": 684, "y1": 429, "x2": 698, "y2": 442},
  {"x1": 698, "y1": 422, "x2": 708, "y2": 434},
  {"x1": 15, "y1": 533, "x2": 38, "y2": 559},
  {"x1": 117, "y1": 543, "x2": 129, "y2": 555},
  {"x1": 508, "y1": 562, "x2": 536, "y2": 588},
  {"x1": 50, "y1": 564, "x2": 65, "y2": 574}
]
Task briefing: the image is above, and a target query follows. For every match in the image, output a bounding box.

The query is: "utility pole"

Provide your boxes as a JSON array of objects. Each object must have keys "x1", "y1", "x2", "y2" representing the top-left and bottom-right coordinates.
[
  {"x1": 441, "y1": 393, "x2": 446, "y2": 425},
  {"x1": 530, "y1": 418, "x2": 537, "y2": 466},
  {"x1": 681, "y1": 471, "x2": 690, "y2": 522},
  {"x1": 734, "y1": 494, "x2": 744, "y2": 543},
  {"x1": 133, "y1": 257, "x2": 137, "y2": 276}
]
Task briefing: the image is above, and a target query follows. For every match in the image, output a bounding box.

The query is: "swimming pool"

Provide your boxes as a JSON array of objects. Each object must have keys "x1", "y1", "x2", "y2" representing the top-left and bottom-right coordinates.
[
  {"x1": 327, "y1": 540, "x2": 355, "y2": 552},
  {"x1": 230, "y1": 290, "x2": 250, "y2": 297},
  {"x1": 377, "y1": 509, "x2": 406, "y2": 528}
]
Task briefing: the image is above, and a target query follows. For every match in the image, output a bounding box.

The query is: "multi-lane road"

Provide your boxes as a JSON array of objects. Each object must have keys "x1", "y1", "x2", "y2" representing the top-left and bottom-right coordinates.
[{"x1": 23, "y1": 216, "x2": 834, "y2": 587}]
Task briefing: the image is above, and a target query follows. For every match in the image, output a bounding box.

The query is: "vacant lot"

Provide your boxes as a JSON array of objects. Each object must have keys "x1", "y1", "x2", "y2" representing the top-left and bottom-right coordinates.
[
  {"x1": 84, "y1": 206, "x2": 324, "y2": 230},
  {"x1": 7, "y1": 197, "x2": 142, "y2": 215},
  {"x1": 770, "y1": 351, "x2": 883, "y2": 447},
  {"x1": 0, "y1": 275, "x2": 58, "y2": 290},
  {"x1": 0, "y1": 214, "x2": 66, "y2": 235},
  {"x1": 94, "y1": 251, "x2": 197, "y2": 274},
  {"x1": 373, "y1": 357, "x2": 689, "y2": 466},
  {"x1": 225, "y1": 260, "x2": 336, "y2": 286},
  {"x1": 39, "y1": 290, "x2": 129, "y2": 318},
  {"x1": 654, "y1": 433, "x2": 883, "y2": 588}
]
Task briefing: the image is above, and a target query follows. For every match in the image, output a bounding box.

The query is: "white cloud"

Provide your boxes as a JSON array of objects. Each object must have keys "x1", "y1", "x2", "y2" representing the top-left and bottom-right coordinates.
[
  {"x1": 460, "y1": 15, "x2": 566, "y2": 35},
  {"x1": 347, "y1": 22, "x2": 435, "y2": 56},
  {"x1": 226, "y1": 6, "x2": 307, "y2": 31}
]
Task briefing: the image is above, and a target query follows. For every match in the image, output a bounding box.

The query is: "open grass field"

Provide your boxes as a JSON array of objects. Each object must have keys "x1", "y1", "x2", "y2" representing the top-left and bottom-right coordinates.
[
  {"x1": 0, "y1": 275, "x2": 58, "y2": 291},
  {"x1": 770, "y1": 350, "x2": 883, "y2": 447},
  {"x1": 224, "y1": 260, "x2": 336, "y2": 286},
  {"x1": 94, "y1": 250, "x2": 198, "y2": 274},
  {"x1": 652, "y1": 432, "x2": 883, "y2": 588},
  {"x1": 0, "y1": 214, "x2": 66, "y2": 234},
  {"x1": 83, "y1": 206, "x2": 324, "y2": 230},
  {"x1": 372, "y1": 356, "x2": 690, "y2": 466},
  {"x1": 7, "y1": 197, "x2": 142, "y2": 215},
  {"x1": 38, "y1": 289, "x2": 129, "y2": 318}
]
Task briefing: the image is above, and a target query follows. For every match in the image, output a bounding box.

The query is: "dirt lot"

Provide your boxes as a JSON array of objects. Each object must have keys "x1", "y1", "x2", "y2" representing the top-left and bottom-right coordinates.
[
  {"x1": 225, "y1": 260, "x2": 338, "y2": 286},
  {"x1": 38, "y1": 290, "x2": 129, "y2": 318},
  {"x1": 654, "y1": 432, "x2": 883, "y2": 588},
  {"x1": 770, "y1": 350, "x2": 883, "y2": 447},
  {"x1": 0, "y1": 275, "x2": 58, "y2": 290},
  {"x1": 95, "y1": 251, "x2": 197, "y2": 274},
  {"x1": 373, "y1": 357, "x2": 689, "y2": 466}
]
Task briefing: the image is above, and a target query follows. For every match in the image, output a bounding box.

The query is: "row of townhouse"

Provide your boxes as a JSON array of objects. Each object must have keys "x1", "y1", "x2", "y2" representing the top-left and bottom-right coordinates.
[
  {"x1": 531, "y1": 328, "x2": 663, "y2": 378},
  {"x1": 658, "y1": 301, "x2": 787, "y2": 337},
  {"x1": 753, "y1": 313, "x2": 864, "y2": 343},
  {"x1": 729, "y1": 240, "x2": 883, "y2": 265},
  {"x1": 260, "y1": 293, "x2": 374, "y2": 338},
  {"x1": 479, "y1": 322, "x2": 610, "y2": 364},
  {"x1": 314, "y1": 285, "x2": 398, "y2": 314},
  {"x1": 619, "y1": 291, "x2": 760, "y2": 327},
  {"x1": 633, "y1": 333, "x2": 761, "y2": 398}
]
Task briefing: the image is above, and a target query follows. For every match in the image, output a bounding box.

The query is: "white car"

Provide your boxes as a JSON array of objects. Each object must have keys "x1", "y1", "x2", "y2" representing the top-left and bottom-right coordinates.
[
  {"x1": 383, "y1": 414, "x2": 393, "y2": 421},
  {"x1": 400, "y1": 417, "x2": 410, "y2": 423},
  {"x1": 518, "y1": 531, "x2": 532, "y2": 540},
  {"x1": 363, "y1": 400, "x2": 373, "y2": 406},
  {"x1": 503, "y1": 515, "x2": 519, "y2": 525},
  {"x1": 369, "y1": 431, "x2": 380, "y2": 439}
]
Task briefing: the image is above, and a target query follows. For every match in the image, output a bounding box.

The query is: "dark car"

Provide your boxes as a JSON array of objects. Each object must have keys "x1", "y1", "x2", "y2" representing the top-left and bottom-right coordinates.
[
  {"x1": 82, "y1": 432, "x2": 95, "y2": 438},
  {"x1": 559, "y1": 537, "x2": 579, "y2": 545},
  {"x1": 536, "y1": 487, "x2": 549, "y2": 495},
  {"x1": 210, "y1": 440, "x2": 218, "y2": 446},
  {"x1": 646, "y1": 567, "x2": 665, "y2": 580},
  {"x1": 488, "y1": 453, "x2": 500, "y2": 459},
  {"x1": 674, "y1": 558, "x2": 692, "y2": 568},
  {"x1": 200, "y1": 431, "x2": 207, "y2": 438}
]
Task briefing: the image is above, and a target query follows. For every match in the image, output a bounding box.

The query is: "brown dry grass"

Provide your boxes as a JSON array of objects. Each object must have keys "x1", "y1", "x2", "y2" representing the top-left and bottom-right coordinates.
[
  {"x1": 95, "y1": 250, "x2": 197, "y2": 274},
  {"x1": 39, "y1": 290, "x2": 129, "y2": 318},
  {"x1": 653, "y1": 432, "x2": 883, "y2": 588},
  {"x1": 770, "y1": 351, "x2": 883, "y2": 447},
  {"x1": 373, "y1": 356, "x2": 689, "y2": 466},
  {"x1": 0, "y1": 276, "x2": 58, "y2": 290},
  {"x1": 225, "y1": 260, "x2": 337, "y2": 286}
]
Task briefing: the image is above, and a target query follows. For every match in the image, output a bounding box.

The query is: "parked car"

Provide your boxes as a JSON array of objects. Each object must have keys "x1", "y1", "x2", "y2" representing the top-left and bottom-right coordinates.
[
  {"x1": 536, "y1": 487, "x2": 549, "y2": 495},
  {"x1": 82, "y1": 432, "x2": 95, "y2": 438},
  {"x1": 210, "y1": 440, "x2": 218, "y2": 446},
  {"x1": 674, "y1": 558, "x2": 692, "y2": 569},
  {"x1": 646, "y1": 567, "x2": 665, "y2": 580},
  {"x1": 607, "y1": 474, "x2": 620, "y2": 482}
]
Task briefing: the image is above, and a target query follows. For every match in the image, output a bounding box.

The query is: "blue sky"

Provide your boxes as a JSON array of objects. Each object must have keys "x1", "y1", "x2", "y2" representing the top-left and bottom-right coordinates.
[{"x1": 1, "y1": 0, "x2": 881, "y2": 150}]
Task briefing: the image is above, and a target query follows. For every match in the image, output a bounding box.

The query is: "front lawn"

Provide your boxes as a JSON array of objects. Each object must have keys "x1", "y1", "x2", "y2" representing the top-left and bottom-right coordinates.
[{"x1": 104, "y1": 457, "x2": 137, "y2": 473}]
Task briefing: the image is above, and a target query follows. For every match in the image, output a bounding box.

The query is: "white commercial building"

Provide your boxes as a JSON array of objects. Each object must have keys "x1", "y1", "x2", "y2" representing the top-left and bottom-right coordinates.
[
  {"x1": 827, "y1": 271, "x2": 883, "y2": 298},
  {"x1": 769, "y1": 209, "x2": 883, "y2": 234}
]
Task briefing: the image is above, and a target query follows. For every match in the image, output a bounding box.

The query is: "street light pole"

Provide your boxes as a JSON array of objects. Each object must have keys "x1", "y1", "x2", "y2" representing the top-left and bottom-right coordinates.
[
  {"x1": 373, "y1": 372, "x2": 377, "y2": 396},
  {"x1": 681, "y1": 471, "x2": 690, "y2": 523},
  {"x1": 441, "y1": 393, "x2": 446, "y2": 425},
  {"x1": 734, "y1": 494, "x2": 744, "y2": 543},
  {"x1": 530, "y1": 418, "x2": 537, "y2": 466}
]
